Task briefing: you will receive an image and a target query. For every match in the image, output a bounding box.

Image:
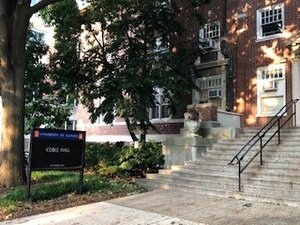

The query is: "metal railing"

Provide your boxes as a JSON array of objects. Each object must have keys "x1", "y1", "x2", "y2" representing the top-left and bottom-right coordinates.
[{"x1": 228, "y1": 99, "x2": 299, "y2": 191}]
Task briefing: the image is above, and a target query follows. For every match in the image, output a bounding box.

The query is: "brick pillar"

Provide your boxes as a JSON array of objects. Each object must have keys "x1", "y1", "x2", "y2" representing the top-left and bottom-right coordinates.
[{"x1": 187, "y1": 103, "x2": 218, "y2": 121}]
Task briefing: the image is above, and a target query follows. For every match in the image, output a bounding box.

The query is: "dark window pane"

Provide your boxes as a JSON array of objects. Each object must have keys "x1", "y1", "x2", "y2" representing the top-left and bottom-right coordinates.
[
  {"x1": 262, "y1": 22, "x2": 282, "y2": 36},
  {"x1": 152, "y1": 107, "x2": 159, "y2": 119},
  {"x1": 161, "y1": 105, "x2": 170, "y2": 118}
]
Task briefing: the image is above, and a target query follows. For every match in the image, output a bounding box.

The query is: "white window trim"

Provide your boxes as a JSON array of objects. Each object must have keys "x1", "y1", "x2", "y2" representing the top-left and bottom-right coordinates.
[
  {"x1": 256, "y1": 3, "x2": 284, "y2": 42},
  {"x1": 94, "y1": 98, "x2": 117, "y2": 126},
  {"x1": 199, "y1": 21, "x2": 221, "y2": 51},
  {"x1": 196, "y1": 75, "x2": 223, "y2": 103},
  {"x1": 256, "y1": 64, "x2": 286, "y2": 117},
  {"x1": 149, "y1": 88, "x2": 172, "y2": 122},
  {"x1": 150, "y1": 111, "x2": 172, "y2": 123},
  {"x1": 155, "y1": 37, "x2": 169, "y2": 54}
]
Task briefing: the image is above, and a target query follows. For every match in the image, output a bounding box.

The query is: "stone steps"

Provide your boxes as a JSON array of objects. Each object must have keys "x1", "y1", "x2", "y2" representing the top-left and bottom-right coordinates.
[
  {"x1": 137, "y1": 177, "x2": 300, "y2": 207},
  {"x1": 185, "y1": 161, "x2": 300, "y2": 173},
  {"x1": 139, "y1": 127, "x2": 300, "y2": 206},
  {"x1": 159, "y1": 168, "x2": 300, "y2": 183},
  {"x1": 209, "y1": 148, "x2": 300, "y2": 157},
  {"x1": 146, "y1": 172, "x2": 300, "y2": 192},
  {"x1": 145, "y1": 174, "x2": 237, "y2": 190},
  {"x1": 213, "y1": 141, "x2": 300, "y2": 147},
  {"x1": 136, "y1": 178, "x2": 234, "y2": 199},
  {"x1": 195, "y1": 153, "x2": 300, "y2": 164}
]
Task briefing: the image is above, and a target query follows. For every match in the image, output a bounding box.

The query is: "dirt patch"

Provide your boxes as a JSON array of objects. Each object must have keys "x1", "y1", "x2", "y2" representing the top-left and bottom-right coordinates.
[{"x1": 0, "y1": 187, "x2": 9, "y2": 196}]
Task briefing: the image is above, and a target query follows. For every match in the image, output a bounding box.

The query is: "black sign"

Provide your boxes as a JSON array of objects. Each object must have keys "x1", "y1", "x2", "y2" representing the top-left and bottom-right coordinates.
[
  {"x1": 30, "y1": 128, "x2": 86, "y2": 169},
  {"x1": 26, "y1": 128, "x2": 86, "y2": 200}
]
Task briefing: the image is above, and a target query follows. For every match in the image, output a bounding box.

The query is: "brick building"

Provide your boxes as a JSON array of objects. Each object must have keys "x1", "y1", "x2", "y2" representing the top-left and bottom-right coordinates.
[{"x1": 75, "y1": 0, "x2": 300, "y2": 142}]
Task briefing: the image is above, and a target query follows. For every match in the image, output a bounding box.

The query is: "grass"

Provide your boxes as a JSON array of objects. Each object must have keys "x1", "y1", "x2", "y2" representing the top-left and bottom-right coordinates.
[{"x1": 0, "y1": 171, "x2": 145, "y2": 209}]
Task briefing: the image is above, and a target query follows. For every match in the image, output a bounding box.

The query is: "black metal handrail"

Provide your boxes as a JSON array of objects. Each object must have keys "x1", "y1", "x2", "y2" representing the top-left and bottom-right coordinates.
[{"x1": 228, "y1": 99, "x2": 299, "y2": 191}]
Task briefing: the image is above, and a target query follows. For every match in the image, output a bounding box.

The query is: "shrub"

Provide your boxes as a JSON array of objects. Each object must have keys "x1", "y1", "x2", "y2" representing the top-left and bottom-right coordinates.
[
  {"x1": 119, "y1": 142, "x2": 165, "y2": 177},
  {"x1": 84, "y1": 142, "x2": 123, "y2": 176},
  {"x1": 84, "y1": 141, "x2": 165, "y2": 177}
]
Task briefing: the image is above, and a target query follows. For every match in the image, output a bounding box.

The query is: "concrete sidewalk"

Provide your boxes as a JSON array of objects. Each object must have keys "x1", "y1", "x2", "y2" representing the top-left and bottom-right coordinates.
[{"x1": 2, "y1": 190, "x2": 300, "y2": 225}]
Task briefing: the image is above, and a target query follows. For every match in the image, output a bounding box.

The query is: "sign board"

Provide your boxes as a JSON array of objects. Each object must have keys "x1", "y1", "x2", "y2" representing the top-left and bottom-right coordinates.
[
  {"x1": 30, "y1": 129, "x2": 85, "y2": 169},
  {"x1": 26, "y1": 128, "x2": 86, "y2": 200}
]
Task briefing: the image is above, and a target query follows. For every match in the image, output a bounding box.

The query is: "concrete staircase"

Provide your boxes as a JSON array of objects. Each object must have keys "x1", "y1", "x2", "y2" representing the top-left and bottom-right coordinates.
[{"x1": 138, "y1": 127, "x2": 300, "y2": 206}]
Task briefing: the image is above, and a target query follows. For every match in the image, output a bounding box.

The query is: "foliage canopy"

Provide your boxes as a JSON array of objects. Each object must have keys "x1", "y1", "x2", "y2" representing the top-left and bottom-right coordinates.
[{"x1": 79, "y1": 0, "x2": 203, "y2": 141}]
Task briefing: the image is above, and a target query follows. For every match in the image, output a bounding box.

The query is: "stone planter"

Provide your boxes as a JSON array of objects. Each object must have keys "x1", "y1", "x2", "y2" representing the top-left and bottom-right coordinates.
[{"x1": 185, "y1": 120, "x2": 201, "y2": 134}]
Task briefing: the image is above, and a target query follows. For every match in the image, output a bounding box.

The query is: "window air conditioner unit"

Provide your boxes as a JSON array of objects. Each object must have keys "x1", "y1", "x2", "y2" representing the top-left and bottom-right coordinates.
[
  {"x1": 208, "y1": 89, "x2": 222, "y2": 98},
  {"x1": 262, "y1": 81, "x2": 277, "y2": 91},
  {"x1": 199, "y1": 38, "x2": 218, "y2": 50}
]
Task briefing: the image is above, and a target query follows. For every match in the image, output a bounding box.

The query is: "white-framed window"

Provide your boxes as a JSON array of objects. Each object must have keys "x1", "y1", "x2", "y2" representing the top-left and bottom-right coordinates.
[
  {"x1": 154, "y1": 37, "x2": 169, "y2": 54},
  {"x1": 149, "y1": 88, "x2": 171, "y2": 120},
  {"x1": 257, "y1": 3, "x2": 284, "y2": 40},
  {"x1": 95, "y1": 98, "x2": 115, "y2": 125},
  {"x1": 154, "y1": 37, "x2": 169, "y2": 61},
  {"x1": 257, "y1": 64, "x2": 286, "y2": 117},
  {"x1": 197, "y1": 75, "x2": 223, "y2": 102},
  {"x1": 155, "y1": 0, "x2": 171, "y2": 11},
  {"x1": 199, "y1": 21, "x2": 220, "y2": 51},
  {"x1": 96, "y1": 113, "x2": 107, "y2": 125}
]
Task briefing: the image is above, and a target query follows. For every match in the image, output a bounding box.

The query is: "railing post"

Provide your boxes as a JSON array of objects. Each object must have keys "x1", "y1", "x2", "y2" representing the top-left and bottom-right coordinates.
[
  {"x1": 238, "y1": 161, "x2": 241, "y2": 192},
  {"x1": 278, "y1": 117, "x2": 281, "y2": 144},
  {"x1": 294, "y1": 101, "x2": 297, "y2": 127},
  {"x1": 260, "y1": 137, "x2": 263, "y2": 166}
]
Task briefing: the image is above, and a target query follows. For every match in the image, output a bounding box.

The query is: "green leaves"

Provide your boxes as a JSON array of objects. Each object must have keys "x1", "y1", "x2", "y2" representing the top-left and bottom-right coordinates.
[
  {"x1": 25, "y1": 27, "x2": 73, "y2": 133},
  {"x1": 80, "y1": 0, "x2": 199, "y2": 140},
  {"x1": 35, "y1": 0, "x2": 206, "y2": 140},
  {"x1": 41, "y1": 0, "x2": 84, "y2": 95},
  {"x1": 118, "y1": 142, "x2": 165, "y2": 175},
  {"x1": 85, "y1": 142, "x2": 164, "y2": 177}
]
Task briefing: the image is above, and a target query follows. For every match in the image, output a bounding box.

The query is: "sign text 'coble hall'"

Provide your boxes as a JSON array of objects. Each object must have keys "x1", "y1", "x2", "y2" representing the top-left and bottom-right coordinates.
[{"x1": 30, "y1": 129, "x2": 85, "y2": 169}]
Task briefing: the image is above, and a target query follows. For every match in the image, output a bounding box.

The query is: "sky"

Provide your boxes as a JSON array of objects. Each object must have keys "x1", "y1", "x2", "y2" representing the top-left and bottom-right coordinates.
[{"x1": 31, "y1": 0, "x2": 87, "y2": 10}]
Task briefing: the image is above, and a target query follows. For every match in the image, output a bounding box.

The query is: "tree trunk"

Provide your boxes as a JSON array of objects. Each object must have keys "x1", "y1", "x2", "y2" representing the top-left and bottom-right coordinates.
[
  {"x1": 0, "y1": 67, "x2": 26, "y2": 187},
  {"x1": 0, "y1": 2, "x2": 29, "y2": 187},
  {"x1": 0, "y1": 0, "x2": 60, "y2": 188},
  {"x1": 124, "y1": 117, "x2": 138, "y2": 142}
]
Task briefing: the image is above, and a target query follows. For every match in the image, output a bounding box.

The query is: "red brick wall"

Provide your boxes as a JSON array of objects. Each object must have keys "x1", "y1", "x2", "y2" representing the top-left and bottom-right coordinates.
[
  {"x1": 225, "y1": 0, "x2": 299, "y2": 127},
  {"x1": 187, "y1": 104, "x2": 218, "y2": 121},
  {"x1": 199, "y1": 104, "x2": 218, "y2": 121},
  {"x1": 76, "y1": 0, "x2": 300, "y2": 139},
  {"x1": 76, "y1": 102, "x2": 184, "y2": 137},
  {"x1": 183, "y1": 0, "x2": 300, "y2": 128},
  {"x1": 82, "y1": 122, "x2": 183, "y2": 137}
]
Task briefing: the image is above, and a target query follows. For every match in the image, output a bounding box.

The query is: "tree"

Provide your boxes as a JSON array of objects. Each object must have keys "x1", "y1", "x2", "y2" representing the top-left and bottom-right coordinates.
[
  {"x1": 25, "y1": 0, "x2": 84, "y2": 133},
  {"x1": 0, "y1": 0, "x2": 62, "y2": 188},
  {"x1": 79, "y1": 0, "x2": 205, "y2": 141},
  {"x1": 25, "y1": 29, "x2": 73, "y2": 134},
  {"x1": 40, "y1": 0, "x2": 84, "y2": 98}
]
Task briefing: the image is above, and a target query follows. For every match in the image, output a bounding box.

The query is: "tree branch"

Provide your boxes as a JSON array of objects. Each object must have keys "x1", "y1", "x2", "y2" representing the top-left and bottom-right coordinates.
[
  {"x1": 28, "y1": 0, "x2": 62, "y2": 16},
  {"x1": 91, "y1": 30, "x2": 104, "y2": 50}
]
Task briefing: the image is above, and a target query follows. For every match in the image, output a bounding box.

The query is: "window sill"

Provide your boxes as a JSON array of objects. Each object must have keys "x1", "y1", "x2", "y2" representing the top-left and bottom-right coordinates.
[
  {"x1": 256, "y1": 33, "x2": 283, "y2": 43},
  {"x1": 150, "y1": 118, "x2": 184, "y2": 124},
  {"x1": 256, "y1": 113, "x2": 286, "y2": 118},
  {"x1": 201, "y1": 48, "x2": 221, "y2": 54}
]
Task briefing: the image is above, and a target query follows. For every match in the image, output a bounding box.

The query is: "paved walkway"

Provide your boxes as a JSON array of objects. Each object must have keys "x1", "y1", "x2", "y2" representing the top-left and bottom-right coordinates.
[{"x1": 2, "y1": 190, "x2": 300, "y2": 225}]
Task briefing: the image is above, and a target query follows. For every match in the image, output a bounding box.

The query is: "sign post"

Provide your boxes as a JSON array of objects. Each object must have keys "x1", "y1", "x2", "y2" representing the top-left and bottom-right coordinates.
[{"x1": 25, "y1": 128, "x2": 86, "y2": 200}]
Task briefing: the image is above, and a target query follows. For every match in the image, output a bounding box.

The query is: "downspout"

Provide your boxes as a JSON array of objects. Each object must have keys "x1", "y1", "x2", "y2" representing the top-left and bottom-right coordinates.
[{"x1": 221, "y1": 0, "x2": 234, "y2": 111}]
